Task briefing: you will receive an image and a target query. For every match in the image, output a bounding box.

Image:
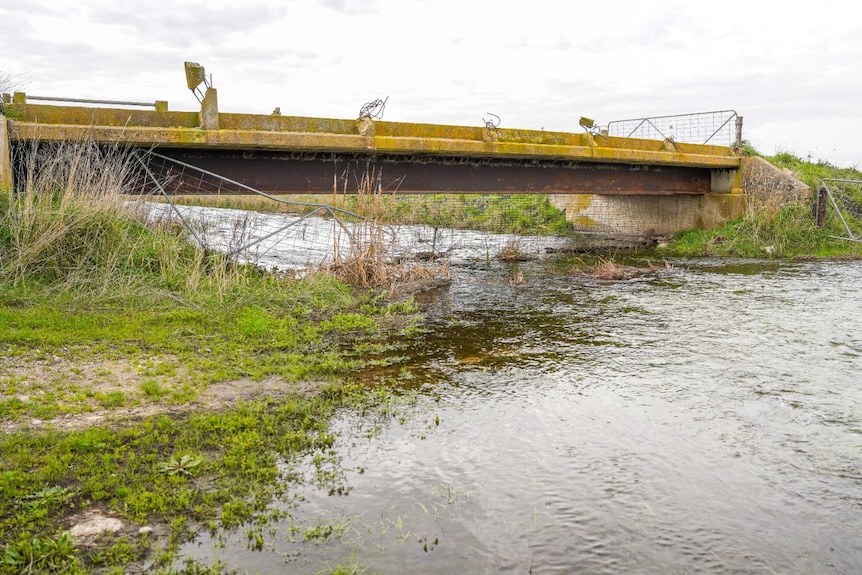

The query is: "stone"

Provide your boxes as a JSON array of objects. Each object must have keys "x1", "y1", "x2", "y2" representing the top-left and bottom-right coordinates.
[{"x1": 68, "y1": 513, "x2": 123, "y2": 539}]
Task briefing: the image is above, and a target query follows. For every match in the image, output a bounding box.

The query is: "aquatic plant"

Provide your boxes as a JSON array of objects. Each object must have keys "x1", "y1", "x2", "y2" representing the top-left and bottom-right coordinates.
[{"x1": 324, "y1": 168, "x2": 449, "y2": 288}]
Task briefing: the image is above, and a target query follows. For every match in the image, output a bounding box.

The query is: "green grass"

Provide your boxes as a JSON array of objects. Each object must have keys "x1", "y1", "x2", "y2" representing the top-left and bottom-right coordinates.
[
  {"x1": 168, "y1": 192, "x2": 574, "y2": 237},
  {"x1": 0, "y1": 142, "x2": 422, "y2": 572},
  {"x1": 766, "y1": 150, "x2": 862, "y2": 189},
  {"x1": 661, "y1": 148, "x2": 862, "y2": 258},
  {"x1": 0, "y1": 385, "x2": 373, "y2": 574}
]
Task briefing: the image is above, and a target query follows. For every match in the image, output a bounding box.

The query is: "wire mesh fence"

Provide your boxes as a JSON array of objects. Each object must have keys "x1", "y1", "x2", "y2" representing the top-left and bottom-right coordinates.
[
  {"x1": 606, "y1": 110, "x2": 741, "y2": 146},
  {"x1": 815, "y1": 179, "x2": 862, "y2": 242},
  {"x1": 130, "y1": 152, "x2": 580, "y2": 272}
]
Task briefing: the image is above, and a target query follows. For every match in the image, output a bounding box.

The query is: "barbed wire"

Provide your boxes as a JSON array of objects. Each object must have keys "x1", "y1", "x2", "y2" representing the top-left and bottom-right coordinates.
[
  {"x1": 359, "y1": 97, "x2": 388, "y2": 120},
  {"x1": 483, "y1": 112, "x2": 501, "y2": 130}
]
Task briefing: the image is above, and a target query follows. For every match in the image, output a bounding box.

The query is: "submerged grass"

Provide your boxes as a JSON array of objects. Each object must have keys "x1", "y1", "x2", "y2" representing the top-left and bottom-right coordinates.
[
  {"x1": 0, "y1": 142, "x2": 422, "y2": 573},
  {"x1": 0, "y1": 384, "x2": 371, "y2": 574}
]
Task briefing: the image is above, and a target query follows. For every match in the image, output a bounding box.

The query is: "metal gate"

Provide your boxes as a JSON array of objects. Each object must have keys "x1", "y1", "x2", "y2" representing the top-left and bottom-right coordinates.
[
  {"x1": 607, "y1": 110, "x2": 742, "y2": 147},
  {"x1": 814, "y1": 178, "x2": 862, "y2": 242}
]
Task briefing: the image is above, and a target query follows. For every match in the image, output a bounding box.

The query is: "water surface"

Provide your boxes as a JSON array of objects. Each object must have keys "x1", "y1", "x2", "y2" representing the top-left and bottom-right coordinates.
[{"x1": 182, "y1": 257, "x2": 862, "y2": 574}]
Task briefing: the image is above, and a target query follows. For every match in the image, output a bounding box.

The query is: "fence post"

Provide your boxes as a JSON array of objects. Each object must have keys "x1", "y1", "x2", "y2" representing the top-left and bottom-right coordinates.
[
  {"x1": 0, "y1": 115, "x2": 12, "y2": 190},
  {"x1": 814, "y1": 183, "x2": 828, "y2": 227},
  {"x1": 735, "y1": 115, "x2": 744, "y2": 148}
]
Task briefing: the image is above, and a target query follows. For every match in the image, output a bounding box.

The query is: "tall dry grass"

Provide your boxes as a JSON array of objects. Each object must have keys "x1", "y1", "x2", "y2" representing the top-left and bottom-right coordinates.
[
  {"x1": 1, "y1": 142, "x2": 449, "y2": 308},
  {"x1": 325, "y1": 169, "x2": 449, "y2": 290},
  {"x1": 0, "y1": 142, "x2": 250, "y2": 306}
]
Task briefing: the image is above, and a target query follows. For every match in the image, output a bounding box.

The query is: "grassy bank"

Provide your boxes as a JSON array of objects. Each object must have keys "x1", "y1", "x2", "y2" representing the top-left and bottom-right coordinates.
[
  {"x1": 661, "y1": 149, "x2": 862, "y2": 258},
  {"x1": 0, "y1": 143, "x2": 419, "y2": 573},
  {"x1": 165, "y1": 192, "x2": 573, "y2": 237}
]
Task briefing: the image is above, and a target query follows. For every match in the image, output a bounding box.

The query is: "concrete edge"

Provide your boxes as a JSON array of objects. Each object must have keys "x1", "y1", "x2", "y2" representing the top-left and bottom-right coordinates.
[
  {"x1": 1, "y1": 116, "x2": 12, "y2": 189},
  {"x1": 7, "y1": 121, "x2": 742, "y2": 169}
]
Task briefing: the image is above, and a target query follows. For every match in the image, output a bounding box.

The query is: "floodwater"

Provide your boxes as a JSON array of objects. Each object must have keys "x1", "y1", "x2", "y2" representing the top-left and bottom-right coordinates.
[
  {"x1": 137, "y1": 202, "x2": 570, "y2": 270},
  {"x1": 173, "y1": 208, "x2": 862, "y2": 574}
]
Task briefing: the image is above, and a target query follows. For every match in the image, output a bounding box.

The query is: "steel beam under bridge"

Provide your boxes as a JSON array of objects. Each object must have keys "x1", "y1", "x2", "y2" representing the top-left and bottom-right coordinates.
[{"x1": 156, "y1": 149, "x2": 714, "y2": 196}]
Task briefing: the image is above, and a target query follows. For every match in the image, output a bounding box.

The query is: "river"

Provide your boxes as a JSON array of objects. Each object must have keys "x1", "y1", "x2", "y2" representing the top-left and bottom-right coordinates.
[{"x1": 178, "y1": 242, "x2": 862, "y2": 573}]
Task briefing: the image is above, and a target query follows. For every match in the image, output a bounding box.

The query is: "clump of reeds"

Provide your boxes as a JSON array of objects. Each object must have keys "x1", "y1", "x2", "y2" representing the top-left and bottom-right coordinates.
[
  {"x1": 498, "y1": 237, "x2": 538, "y2": 262},
  {"x1": 590, "y1": 257, "x2": 628, "y2": 280},
  {"x1": 325, "y1": 169, "x2": 449, "y2": 289},
  {"x1": 508, "y1": 266, "x2": 525, "y2": 286},
  {"x1": 575, "y1": 257, "x2": 674, "y2": 281}
]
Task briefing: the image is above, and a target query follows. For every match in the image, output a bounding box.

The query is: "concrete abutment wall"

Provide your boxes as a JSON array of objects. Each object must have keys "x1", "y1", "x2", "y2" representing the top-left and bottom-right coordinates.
[{"x1": 551, "y1": 156, "x2": 812, "y2": 239}]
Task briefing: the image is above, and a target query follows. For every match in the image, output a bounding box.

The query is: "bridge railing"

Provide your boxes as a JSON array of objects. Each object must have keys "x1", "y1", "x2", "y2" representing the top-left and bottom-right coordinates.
[
  {"x1": 7, "y1": 92, "x2": 169, "y2": 111},
  {"x1": 606, "y1": 110, "x2": 742, "y2": 147}
]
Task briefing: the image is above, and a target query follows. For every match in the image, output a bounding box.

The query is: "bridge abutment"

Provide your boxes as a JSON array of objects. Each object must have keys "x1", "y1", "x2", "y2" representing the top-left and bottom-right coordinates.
[
  {"x1": 551, "y1": 157, "x2": 811, "y2": 240},
  {"x1": 550, "y1": 192, "x2": 746, "y2": 239}
]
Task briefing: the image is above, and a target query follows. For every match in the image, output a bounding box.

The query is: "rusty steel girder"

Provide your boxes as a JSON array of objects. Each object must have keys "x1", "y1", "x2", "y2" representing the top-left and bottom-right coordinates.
[{"x1": 156, "y1": 149, "x2": 711, "y2": 195}]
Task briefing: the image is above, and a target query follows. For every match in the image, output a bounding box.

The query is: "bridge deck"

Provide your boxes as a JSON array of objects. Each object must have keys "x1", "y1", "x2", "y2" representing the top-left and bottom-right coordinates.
[{"x1": 6, "y1": 99, "x2": 742, "y2": 195}]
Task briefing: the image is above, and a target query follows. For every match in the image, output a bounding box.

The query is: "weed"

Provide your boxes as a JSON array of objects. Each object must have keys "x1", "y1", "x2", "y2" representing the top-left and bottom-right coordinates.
[
  {"x1": 318, "y1": 552, "x2": 369, "y2": 575},
  {"x1": 2, "y1": 533, "x2": 84, "y2": 574},
  {"x1": 141, "y1": 379, "x2": 169, "y2": 401},
  {"x1": 157, "y1": 455, "x2": 203, "y2": 477},
  {"x1": 96, "y1": 390, "x2": 127, "y2": 408}
]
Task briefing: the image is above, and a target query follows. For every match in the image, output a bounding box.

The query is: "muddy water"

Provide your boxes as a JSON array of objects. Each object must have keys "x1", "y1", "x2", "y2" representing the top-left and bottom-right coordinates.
[{"x1": 182, "y1": 258, "x2": 862, "y2": 574}]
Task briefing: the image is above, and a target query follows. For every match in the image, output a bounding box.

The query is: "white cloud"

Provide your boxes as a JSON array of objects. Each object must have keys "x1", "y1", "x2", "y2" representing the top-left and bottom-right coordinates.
[{"x1": 1, "y1": 0, "x2": 860, "y2": 165}]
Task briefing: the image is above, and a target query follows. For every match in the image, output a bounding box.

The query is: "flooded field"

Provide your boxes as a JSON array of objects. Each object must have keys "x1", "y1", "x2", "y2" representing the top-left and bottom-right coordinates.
[{"x1": 170, "y1": 207, "x2": 862, "y2": 573}]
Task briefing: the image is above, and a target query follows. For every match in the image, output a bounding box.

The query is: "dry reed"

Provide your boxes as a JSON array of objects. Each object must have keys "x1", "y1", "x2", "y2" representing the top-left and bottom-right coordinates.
[{"x1": 324, "y1": 169, "x2": 449, "y2": 289}]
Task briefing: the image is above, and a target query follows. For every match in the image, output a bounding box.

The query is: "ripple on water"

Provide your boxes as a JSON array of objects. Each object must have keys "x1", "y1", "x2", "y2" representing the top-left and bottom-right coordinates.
[{"x1": 181, "y1": 259, "x2": 862, "y2": 574}]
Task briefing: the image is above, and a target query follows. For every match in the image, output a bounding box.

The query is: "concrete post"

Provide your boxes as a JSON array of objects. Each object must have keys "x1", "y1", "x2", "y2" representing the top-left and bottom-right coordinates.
[
  {"x1": 0, "y1": 116, "x2": 13, "y2": 190},
  {"x1": 357, "y1": 116, "x2": 375, "y2": 137},
  {"x1": 200, "y1": 87, "x2": 219, "y2": 130}
]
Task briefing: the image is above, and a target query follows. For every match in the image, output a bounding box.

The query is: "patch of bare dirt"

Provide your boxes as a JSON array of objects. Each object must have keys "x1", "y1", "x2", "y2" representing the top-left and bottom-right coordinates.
[{"x1": 0, "y1": 351, "x2": 318, "y2": 433}]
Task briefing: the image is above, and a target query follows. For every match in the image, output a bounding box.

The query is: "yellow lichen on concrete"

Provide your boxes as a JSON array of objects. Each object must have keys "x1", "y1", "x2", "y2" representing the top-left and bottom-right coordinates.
[
  {"x1": 1, "y1": 116, "x2": 12, "y2": 189},
  {"x1": 7, "y1": 102, "x2": 741, "y2": 169},
  {"x1": 10, "y1": 103, "x2": 199, "y2": 129},
  {"x1": 696, "y1": 194, "x2": 746, "y2": 228},
  {"x1": 549, "y1": 194, "x2": 601, "y2": 228}
]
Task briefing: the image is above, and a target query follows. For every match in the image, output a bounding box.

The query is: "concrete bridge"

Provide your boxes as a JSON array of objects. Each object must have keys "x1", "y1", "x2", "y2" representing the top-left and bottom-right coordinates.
[{"x1": 1, "y1": 89, "x2": 809, "y2": 238}]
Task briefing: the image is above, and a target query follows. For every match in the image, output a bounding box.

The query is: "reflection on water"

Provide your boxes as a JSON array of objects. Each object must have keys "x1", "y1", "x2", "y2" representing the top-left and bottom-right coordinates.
[{"x1": 181, "y1": 255, "x2": 862, "y2": 574}]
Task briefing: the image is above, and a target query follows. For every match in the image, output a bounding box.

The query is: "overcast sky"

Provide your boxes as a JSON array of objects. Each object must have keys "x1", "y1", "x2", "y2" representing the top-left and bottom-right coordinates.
[{"x1": 2, "y1": 0, "x2": 860, "y2": 167}]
